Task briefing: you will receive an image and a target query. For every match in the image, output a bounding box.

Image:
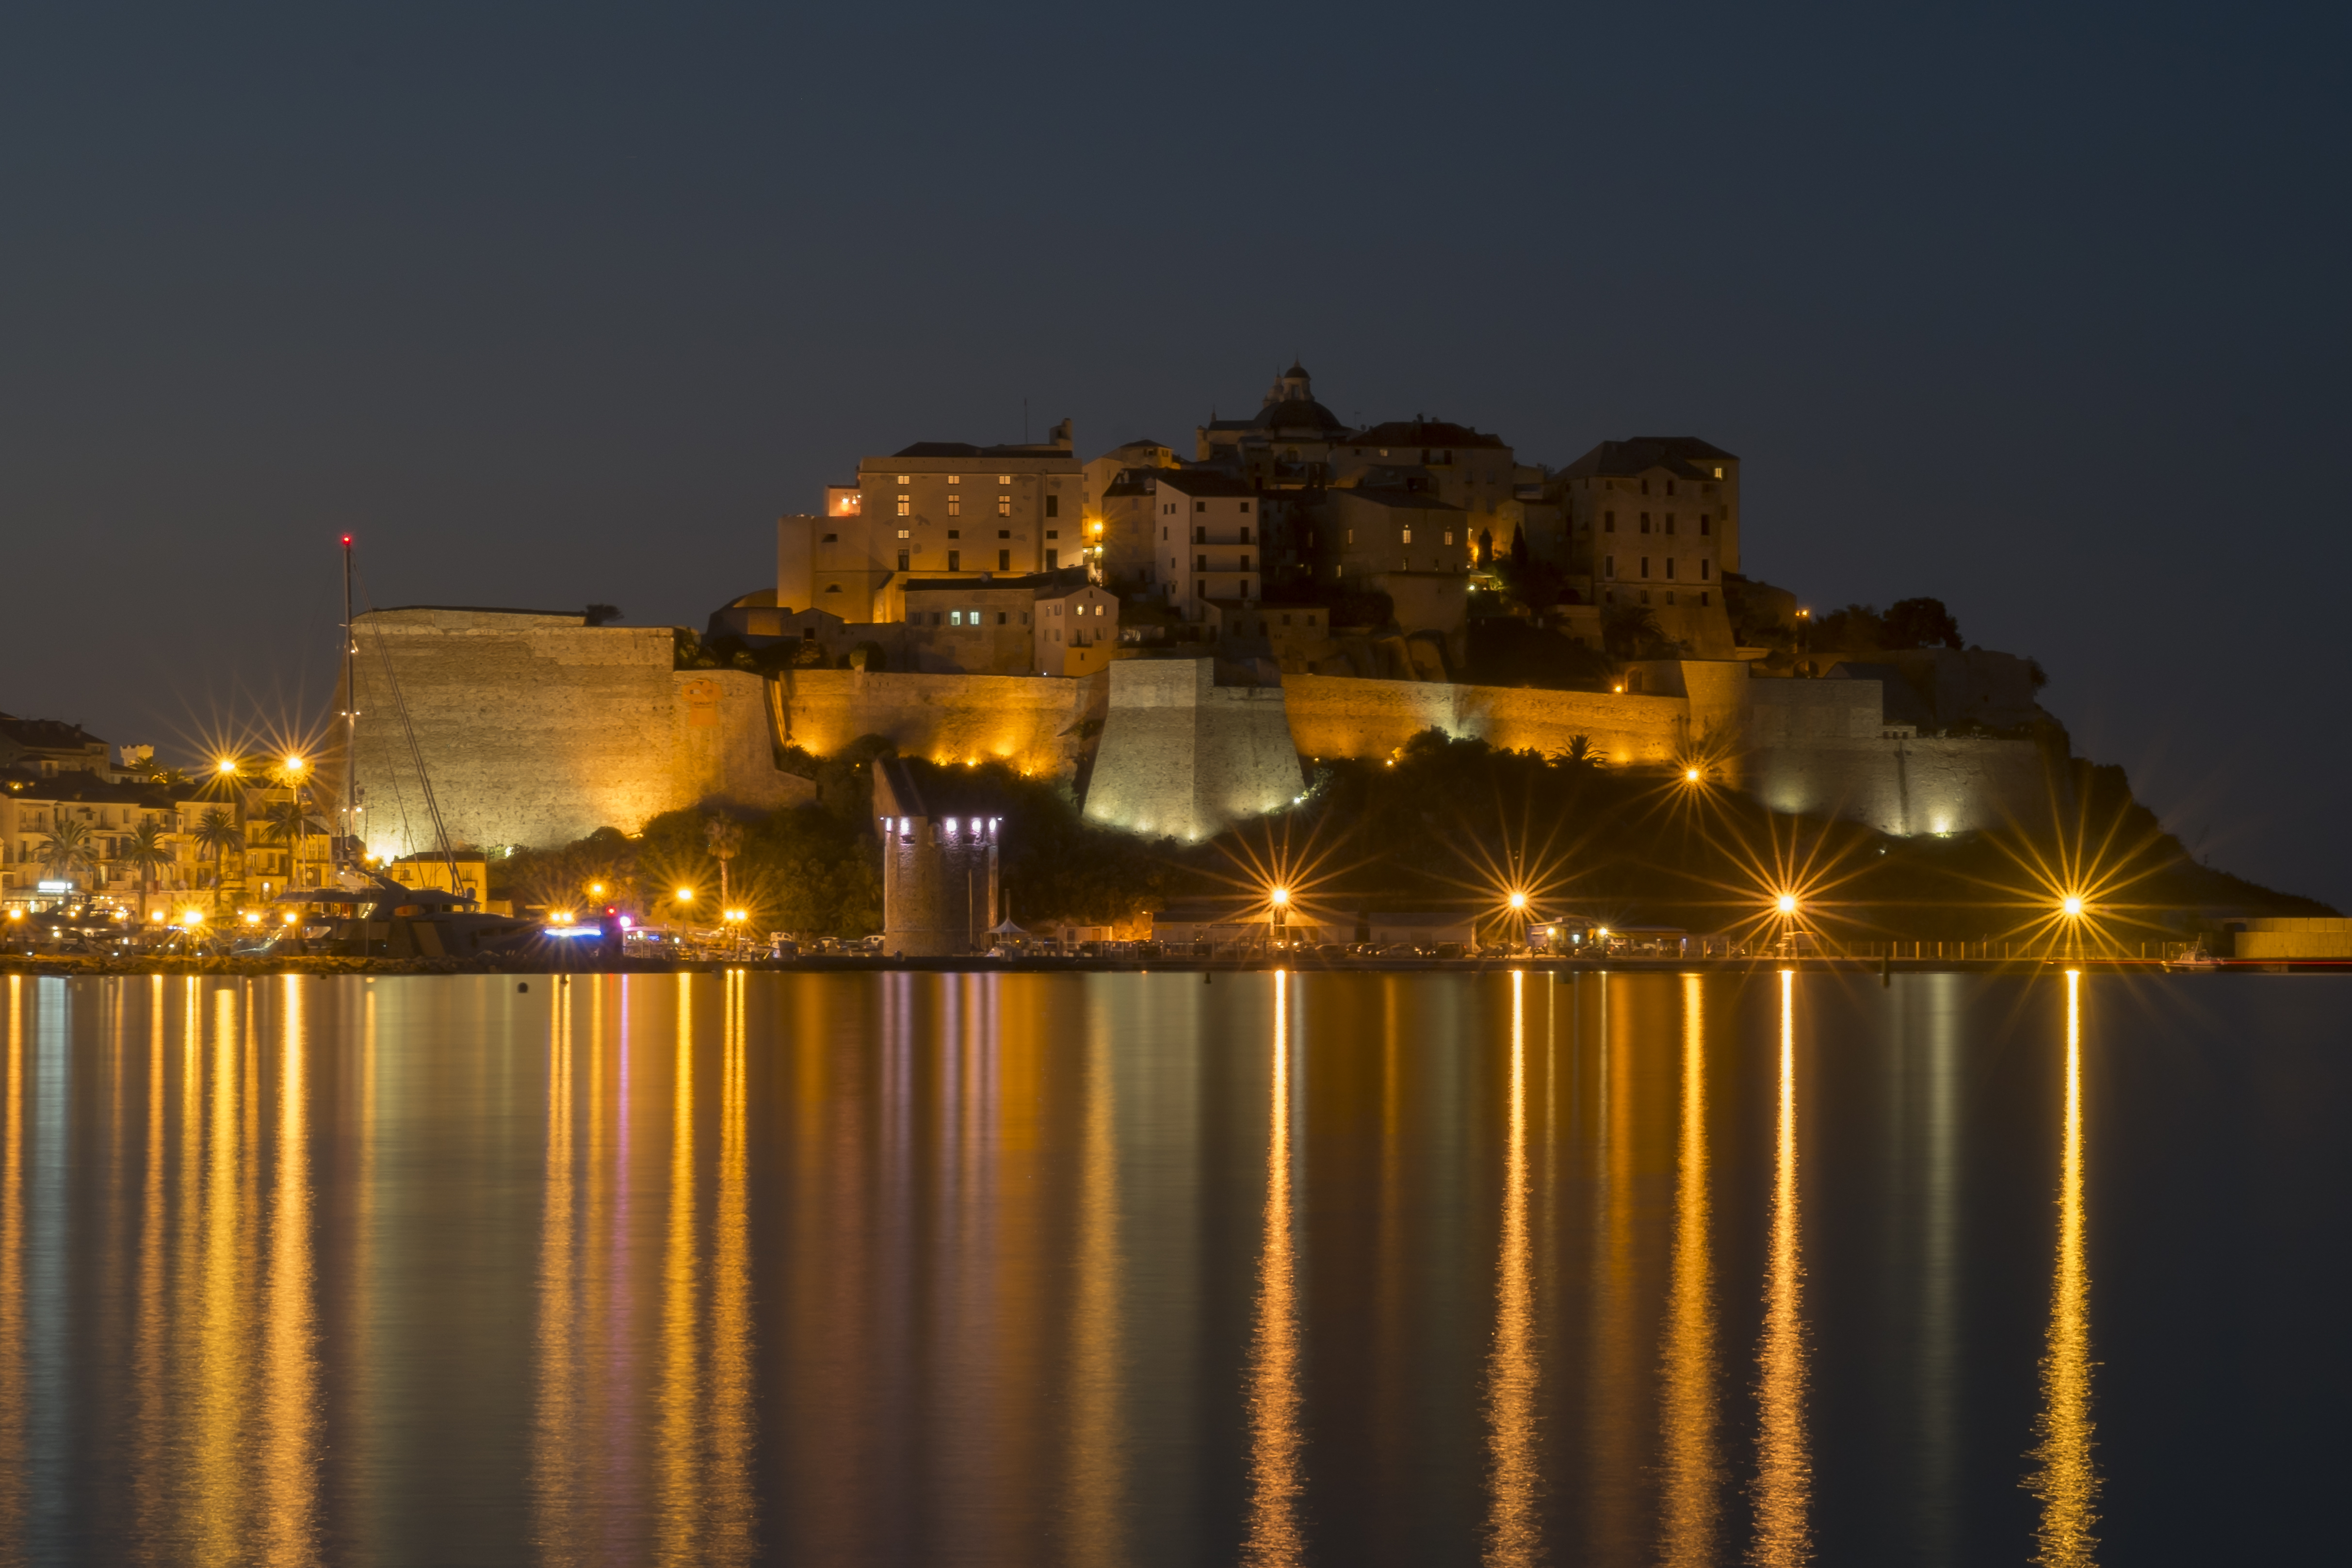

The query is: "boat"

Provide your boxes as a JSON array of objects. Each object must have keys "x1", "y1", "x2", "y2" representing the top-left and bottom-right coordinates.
[{"x1": 2163, "y1": 940, "x2": 2222, "y2": 972}]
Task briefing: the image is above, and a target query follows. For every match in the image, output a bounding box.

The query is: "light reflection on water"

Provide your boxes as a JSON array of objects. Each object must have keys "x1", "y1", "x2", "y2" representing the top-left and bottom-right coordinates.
[
  {"x1": 2028, "y1": 970, "x2": 2101, "y2": 1567},
  {"x1": 0, "y1": 968, "x2": 2337, "y2": 1564}
]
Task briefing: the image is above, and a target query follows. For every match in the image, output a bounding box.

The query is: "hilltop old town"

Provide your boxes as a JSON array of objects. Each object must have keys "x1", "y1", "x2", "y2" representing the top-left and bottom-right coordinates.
[{"x1": 6, "y1": 360, "x2": 2335, "y2": 960}]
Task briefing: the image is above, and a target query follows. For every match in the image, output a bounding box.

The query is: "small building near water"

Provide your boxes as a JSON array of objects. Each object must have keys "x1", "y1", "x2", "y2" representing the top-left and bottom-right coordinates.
[{"x1": 874, "y1": 757, "x2": 1000, "y2": 957}]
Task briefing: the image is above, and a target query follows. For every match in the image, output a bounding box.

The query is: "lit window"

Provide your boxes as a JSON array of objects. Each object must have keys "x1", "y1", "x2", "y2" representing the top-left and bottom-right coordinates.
[
  {"x1": 997, "y1": 474, "x2": 1012, "y2": 485},
  {"x1": 896, "y1": 528, "x2": 911, "y2": 539},
  {"x1": 896, "y1": 474, "x2": 911, "y2": 485},
  {"x1": 948, "y1": 498, "x2": 961, "y2": 515},
  {"x1": 950, "y1": 610, "x2": 963, "y2": 626},
  {"x1": 997, "y1": 497, "x2": 1010, "y2": 517},
  {"x1": 1443, "y1": 531, "x2": 1453, "y2": 546},
  {"x1": 947, "y1": 474, "x2": 960, "y2": 486},
  {"x1": 897, "y1": 499, "x2": 910, "y2": 517}
]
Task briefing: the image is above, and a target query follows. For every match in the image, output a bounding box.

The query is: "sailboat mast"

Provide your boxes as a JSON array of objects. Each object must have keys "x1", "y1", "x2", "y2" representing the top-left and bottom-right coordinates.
[{"x1": 341, "y1": 533, "x2": 357, "y2": 865}]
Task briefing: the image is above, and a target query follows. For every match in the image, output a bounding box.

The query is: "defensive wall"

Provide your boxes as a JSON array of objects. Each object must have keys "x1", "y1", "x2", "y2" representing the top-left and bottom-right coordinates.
[
  {"x1": 345, "y1": 608, "x2": 809, "y2": 856},
  {"x1": 362, "y1": 611, "x2": 2054, "y2": 854},
  {"x1": 774, "y1": 667, "x2": 1103, "y2": 777},
  {"x1": 2233, "y1": 918, "x2": 2352, "y2": 960},
  {"x1": 1082, "y1": 661, "x2": 1305, "y2": 841}
]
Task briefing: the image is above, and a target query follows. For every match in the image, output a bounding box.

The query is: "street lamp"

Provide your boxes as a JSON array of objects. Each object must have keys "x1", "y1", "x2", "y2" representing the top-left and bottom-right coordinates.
[
  {"x1": 2061, "y1": 895, "x2": 2084, "y2": 917},
  {"x1": 1776, "y1": 892, "x2": 1799, "y2": 915}
]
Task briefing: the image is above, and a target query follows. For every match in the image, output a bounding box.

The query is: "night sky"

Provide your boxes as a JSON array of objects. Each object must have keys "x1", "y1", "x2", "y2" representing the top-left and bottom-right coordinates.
[{"x1": 4, "y1": 3, "x2": 2346, "y2": 905}]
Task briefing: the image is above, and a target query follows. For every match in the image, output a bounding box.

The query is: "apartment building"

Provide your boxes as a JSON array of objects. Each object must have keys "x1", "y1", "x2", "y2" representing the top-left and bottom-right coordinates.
[{"x1": 1151, "y1": 470, "x2": 1266, "y2": 618}]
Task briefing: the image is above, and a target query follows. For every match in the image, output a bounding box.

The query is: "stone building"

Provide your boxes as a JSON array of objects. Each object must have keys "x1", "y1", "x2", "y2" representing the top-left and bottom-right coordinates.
[
  {"x1": 0, "y1": 714, "x2": 112, "y2": 777},
  {"x1": 890, "y1": 575, "x2": 1121, "y2": 677},
  {"x1": 873, "y1": 755, "x2": 999, "y2": 956},
  {"x1": 1195, "y1": 363, "x2": 1354, "y2": 485},
  {"x1": 1557, "y1": 436, "x2": 1741, "y2": 656},
  {"x1": 777, "y1": 424, "x2": 1084, "y2": 622},
  {"x1": 1330, "y1": 417, "x2": 1521, "y2": 558},
  {"x1": 1149, "y1": 469, "x2": 1267, "y2": 616}
]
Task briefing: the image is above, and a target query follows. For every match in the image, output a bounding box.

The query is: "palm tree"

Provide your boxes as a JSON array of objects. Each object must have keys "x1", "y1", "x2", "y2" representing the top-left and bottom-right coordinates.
[
  {"x1": 120, "y1": 819, "x2": 175, "y2": 921},
  {"x1": 192, "y1": 808, "x2": 243, "y2": 910},
  {"x1": 260, "y1": 798, "x2": 314, "y2": 891},
  {"x1": 1558, "y1": 734, "x2": 1605, "y2": 770},
  {"x1": 34, "y1": 818, "x2": 100, "y2": 889},
  {"x1": 706, "y1": 815, "x2": 746, "y2": 912}
]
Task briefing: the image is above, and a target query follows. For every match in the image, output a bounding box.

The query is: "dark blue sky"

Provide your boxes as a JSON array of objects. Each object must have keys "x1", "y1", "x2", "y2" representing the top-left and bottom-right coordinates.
[{"x1": 4, "y1": 2, "x2": 2346, "y2": 904}]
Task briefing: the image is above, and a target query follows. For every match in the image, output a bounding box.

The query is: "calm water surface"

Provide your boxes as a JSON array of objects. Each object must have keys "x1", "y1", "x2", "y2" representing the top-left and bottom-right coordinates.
[{"x1": 0, "y1": 968, "x2": 2345, "y2": 1565}]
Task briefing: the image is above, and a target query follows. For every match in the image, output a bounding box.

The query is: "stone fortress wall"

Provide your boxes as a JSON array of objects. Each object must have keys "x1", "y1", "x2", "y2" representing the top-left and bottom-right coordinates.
[
  {"x1": 1083, "y1": 661, "x2": 1305, "y2": 841},
  {"x1": 344, "y1": 608, "x2": 809, "y2": 857},
  {"x1": 350, "y1": 609, "x2": 2052, "y2": 855}
]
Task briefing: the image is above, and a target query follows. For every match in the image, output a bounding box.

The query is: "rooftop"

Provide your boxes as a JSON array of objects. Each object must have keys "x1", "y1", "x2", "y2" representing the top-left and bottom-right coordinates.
[
  {"x1": 1560, "y1": 437, "x2": 1739, "y2": 481},
  {"x1": 1349, "y1": 418, "x2": 1509, "y2": 451}
]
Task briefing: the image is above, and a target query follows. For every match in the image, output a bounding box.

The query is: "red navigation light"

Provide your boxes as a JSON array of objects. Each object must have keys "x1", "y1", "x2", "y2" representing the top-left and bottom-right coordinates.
[{"x1": 341, "y1": 534, "x2": 352, "y2": 545}]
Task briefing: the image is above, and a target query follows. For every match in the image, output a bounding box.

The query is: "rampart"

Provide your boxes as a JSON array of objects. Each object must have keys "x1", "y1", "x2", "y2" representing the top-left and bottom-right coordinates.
[
  {"x1": 345, "y1": 608, "x2": 809, "y2": 855},
  {"x1": 775, "y1": 668, "x2": 1104, "y2": 777},
  {"x1": 1084, "y1": 661, "x2": 1305, "y2": 841}
]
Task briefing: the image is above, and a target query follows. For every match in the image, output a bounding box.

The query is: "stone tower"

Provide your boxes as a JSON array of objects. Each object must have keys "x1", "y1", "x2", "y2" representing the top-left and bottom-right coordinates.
[{"x1": 873, "y1": 756, "x2": 1000, "y2": 957}]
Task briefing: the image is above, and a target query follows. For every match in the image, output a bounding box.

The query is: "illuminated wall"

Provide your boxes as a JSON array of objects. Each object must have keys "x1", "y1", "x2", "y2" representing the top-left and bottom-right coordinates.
[
  {"x1": 1281, "y1": 672, "x2": 1690, "y2": 767},
  {"x1": 775, "y1": 668, "x2": 1103, "y2": 778},
  {"x1": 344, "y1": 608, "x2": 810, "y2": 856},
  {"x1": 1082, "y1": 660, "x2": 1304, "y2": 841}
]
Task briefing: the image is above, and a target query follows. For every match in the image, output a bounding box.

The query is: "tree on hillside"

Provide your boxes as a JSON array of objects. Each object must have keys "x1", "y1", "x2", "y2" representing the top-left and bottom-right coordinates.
[
  {"x1": 1603, "y1": 605, "x2": 1676, "y2": 660},
  {"x1": 1882, "y1": 597, "x2": 1963, "y2": 649}
]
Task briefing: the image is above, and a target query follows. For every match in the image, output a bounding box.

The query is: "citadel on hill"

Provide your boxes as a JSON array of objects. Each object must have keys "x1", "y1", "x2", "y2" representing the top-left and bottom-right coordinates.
[{"x1": 336, "y1": 360, "x2": 2066, "y2": 870}]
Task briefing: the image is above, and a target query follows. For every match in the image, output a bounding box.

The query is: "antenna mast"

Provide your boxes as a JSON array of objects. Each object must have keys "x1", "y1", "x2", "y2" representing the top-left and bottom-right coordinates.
[{"x1": 341, "y1": 533, "x2": 358, "y2": 867}]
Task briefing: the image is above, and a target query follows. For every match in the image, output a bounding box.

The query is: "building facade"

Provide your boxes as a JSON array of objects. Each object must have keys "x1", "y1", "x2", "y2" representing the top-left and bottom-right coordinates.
[{"x1": 777, "y1": 425, "x2": 1084, "y2": 622}]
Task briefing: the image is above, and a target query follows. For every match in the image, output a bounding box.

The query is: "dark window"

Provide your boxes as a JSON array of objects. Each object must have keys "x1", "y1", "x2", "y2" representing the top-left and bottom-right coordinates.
[
  {"x1": 1640, "y1": 513, "x2": 1652, "y2": 533},
  {"x1": 1240, "y1": 501, "x2": 1251, "y2": 514},
  {"x1": 997, "y1": 612, "x2": 1008, "y2": 625},
  {"x1": 1046, "y1": 549, "x2": 1058, "y2": 569},
  {"x1": 1665, "y1": 480, "x2": 1675, "y2": 496},
  {"x1": 1665, "y1": 558, "x2": 1674, "y2": 579},
  {"x1": 1640, "y1": 557, "x2": 1650, "y2": 578},
  {"x1": 821, "y1": 532, "x2": 838, "y2": 543},
  {"x1": 1701, "y1": 561, "x2": 1711, "y2": 580},
  {"x1": 1700, "y1": 591, "x2": 1710, "y2": 607},
  {"x1": 1197, "y1": 555, "x2": 1207, "y2": 571},
  {"x1": 1699, "y1": 516, "x2": 1711, "y2": 536},
  {"x1": 947, "y1": 550, "x2": 960, "y2": 571},
  {"x1": 1665, "y1": 515, "x2": 1675, "y2": 535},
  {"x1": 998, "y1": 549, "x2": 1010, "y2": 570},
  {"x1": 1604, "y1": 511, "x2": 1616, "y2": 533},
  {"x1": 1045, "y1": 529, "x2": 1058, "y2": 539},
  {"x1": 1240, "y1": 526, "x2": 1252, "y2": 544},
  {"x1": 897, "y1": 550, "x2": 909, "y2": 571},
  {"x1": 801, "y1": 626, "x2": 816, "y2": 641},
  {"x1": 1195, "y1": 501, "x2": 1207, "y2": 513},
  {"x1": 1044, "y1": 495, "x2": 1059, "y2": 517},
  {"x1": 998, "y1": 529, "x2": 1010, "y2": 539},
  {"x1": 1196, "y1": 526, "x2": 1206, "y2": 544},
  {"x1": 931, "y1": 612, "x2": 942, "y2": 626},
  {"x1": 1604, "y1": 555, "x2": 1615, "y2": 578},
  {"x1": 1240, "y1": 554, "x2": 1251, "y2": 570},
  {"x1": 1640, "y1": 479, "x2": 1650, "y2": 495},
  {"x1": 946, "y1": 529, "x2": 959, "y2": 539}
]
